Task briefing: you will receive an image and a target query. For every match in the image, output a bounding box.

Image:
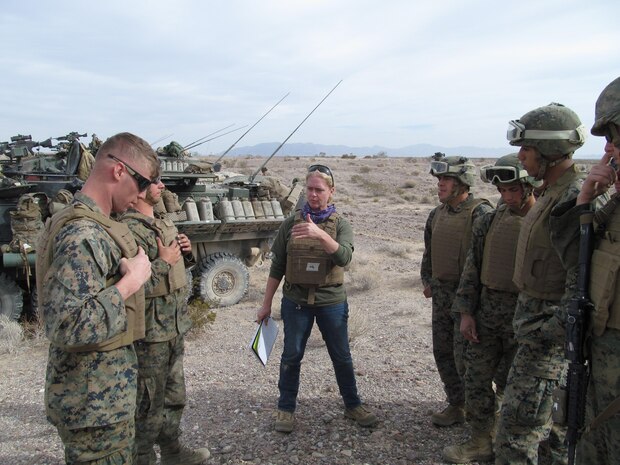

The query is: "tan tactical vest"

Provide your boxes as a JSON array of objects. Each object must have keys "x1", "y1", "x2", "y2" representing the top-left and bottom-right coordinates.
[
  {"x1": 431, "y1": 199, "x2": 486, "y2": 283},
  {"x1": 36, "y1": 204, "x2": 145, "y2": 351},
  {"x1": 286, "y1": 211, "x2": 344, "y2": 287},
  {"x1": 589, "y1": 208, "x2": 620, "y2": 336},
  {"x1": 513, "y1": 167, "x2": 579, "y2": 300},
  {"x1": 480, "y1": 205, "x2": 522, "y2": 293},
  {"x1": 121, "y1": 212, "x2": 188, "y2": 298}
]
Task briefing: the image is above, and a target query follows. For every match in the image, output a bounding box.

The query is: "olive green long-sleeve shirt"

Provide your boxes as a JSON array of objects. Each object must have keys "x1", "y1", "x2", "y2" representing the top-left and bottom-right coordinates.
[{"x1": 269, "y1": 213, "x2": 353, "y2": 306}]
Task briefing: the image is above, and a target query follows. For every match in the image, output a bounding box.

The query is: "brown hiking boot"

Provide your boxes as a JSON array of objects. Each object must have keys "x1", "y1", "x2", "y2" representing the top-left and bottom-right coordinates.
[
  {"x1": 160, "y1": 440, "x2": 210, "y2": 465},
  {"x1": 275, "y1": 409, "x2": 295, "y2": 433},
  {"x1": 344, "y1": 405, "x2": 378, "y2": 427},
  {"x1": 442, "y1": 432, "x2": 494, "y2": 463},
  {"x1": 431, "y1": 404, "x2": 465, "y2": 426}
]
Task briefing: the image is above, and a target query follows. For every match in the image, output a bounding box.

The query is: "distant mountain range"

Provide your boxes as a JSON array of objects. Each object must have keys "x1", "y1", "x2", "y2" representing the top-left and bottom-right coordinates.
[{"x1": 220, "y1": 142, "x2": 514, "y2": 158}]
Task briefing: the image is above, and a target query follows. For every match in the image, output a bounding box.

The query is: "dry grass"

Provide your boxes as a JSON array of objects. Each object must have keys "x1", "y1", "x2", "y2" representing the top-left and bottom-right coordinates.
[
  {"x1": 376, "y1": 242, "x2": 413, "y2": 258},
  {"x1": 347, "y1": 304, "x2": 370, "y2": 346},
  {"x1": 0, "y1": 315, "x2": 23, "y2": 354}
]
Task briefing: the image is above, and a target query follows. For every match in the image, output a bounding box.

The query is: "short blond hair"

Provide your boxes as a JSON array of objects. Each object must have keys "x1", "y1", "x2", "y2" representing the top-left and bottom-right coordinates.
[{"x1": 97, "y1": 132, "x2": 160, "y2": 178}]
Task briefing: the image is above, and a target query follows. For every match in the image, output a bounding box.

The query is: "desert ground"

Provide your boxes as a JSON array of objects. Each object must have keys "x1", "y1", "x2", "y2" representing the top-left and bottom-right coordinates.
[{"x1": 0, "y1": 153, "x2": 597, "y2": 465}]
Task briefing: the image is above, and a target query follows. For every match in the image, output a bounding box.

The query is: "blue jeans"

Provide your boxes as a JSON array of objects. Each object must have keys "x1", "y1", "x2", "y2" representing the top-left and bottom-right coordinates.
[{"x1": 278, "y1": 296, "x2": 361, "y2": 412}]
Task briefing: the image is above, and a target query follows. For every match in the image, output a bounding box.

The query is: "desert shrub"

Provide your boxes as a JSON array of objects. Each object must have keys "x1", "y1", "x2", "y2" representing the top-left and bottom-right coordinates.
[
  {"x1": 420, "y1": 196, "x2": 433, "y2": 204},
  {"x1": 348, "y1": 305, "x2": 370, "y2": 345},
  {"x1": 402, "y1": 180, "x2": 417, "y2": 189},
  {"x1": 377, "y1": 242, "x2": 412, "y2": 257},
  {"x1": 359, "y1": 166, "x2": 371, "y2": 174},
  {"x1": 188, "y1": 298, "x2": 217, "y2": 331},
  {"x1": 237, "y1": 160, "x2": 249, "y2": 169},
  {"x1": 364, "y1": 181, "x2": 389, "y2": 196},
  {"x1": 350, "y1": 174, "x2": 364, "y2": 184},
  {"x1": 0, "y1": 315, "x2": 23, "y2": 354},
  {"x1": 348, "y1": 272, "x2": 377, "y2": 292}
]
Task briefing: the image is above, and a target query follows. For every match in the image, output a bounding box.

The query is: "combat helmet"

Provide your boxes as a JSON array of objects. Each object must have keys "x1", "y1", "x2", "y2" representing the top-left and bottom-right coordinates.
[
  {"x1": 480, "y1": 154, "x2": 542, "y2": 188},
  {"x1": 591, "y1": 76, "x2": 620, "y2": 147},
  {"x1": 429, "y1": 153, "x2": 476, "y2": 187},
  {"x1": 507, "y1": 103, "x2": 586, "y2": 160}
]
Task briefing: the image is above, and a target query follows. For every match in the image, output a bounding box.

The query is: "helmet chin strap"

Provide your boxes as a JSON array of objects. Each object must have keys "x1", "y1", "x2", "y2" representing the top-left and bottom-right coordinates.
[
  {"x1": 519, "y1": 185, "x2": 534, "y2": 210},
  {"x1": 442, "y1": 183, "x2": 467, "y2": 204},
  {"x1": 535, "y1": 152, "x2": 567, "y2": 180}
]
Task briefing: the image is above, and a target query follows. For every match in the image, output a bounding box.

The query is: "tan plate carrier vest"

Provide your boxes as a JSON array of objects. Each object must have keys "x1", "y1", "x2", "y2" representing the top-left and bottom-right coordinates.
[
  {"x1": 513, "y1": 167, "x2": 579, "y2": 300},
  {"x1": 480, "y1": 204, "x2": 522, "y2": 293},
  {"x1": 36, "y1": 204, "x2": 145, "y2": 352},
  {"x1": 589, "y1": 207, "x2": 620, "y2": 336},
  {"x1": 286, "y1": 211, "x2": 344, "y2": 299},
  {"x1": 121, "y1": 212, "x2": 187, "y2": 298},
  {"x1": 431, "y1": 199, "x2": 486, "y2": 283}
]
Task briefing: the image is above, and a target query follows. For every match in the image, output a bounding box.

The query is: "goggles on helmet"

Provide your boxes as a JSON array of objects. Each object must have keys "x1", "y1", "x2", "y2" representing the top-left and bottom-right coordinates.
[
  {"x1": 430, "y1": 160, "x2": 466, "y2": 176},
  {"x1": 506, "y1": 120, "x2": 587, "y2": 144},
  {"x1": 480, "y1": 164, "x2": 527, "y2": 184}
]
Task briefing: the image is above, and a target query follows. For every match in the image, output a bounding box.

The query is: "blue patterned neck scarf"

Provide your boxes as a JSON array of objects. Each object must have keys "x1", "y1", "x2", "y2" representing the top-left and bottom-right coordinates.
[{"x1": 301, "y1": 203, "x2": 336, "y2": 224}]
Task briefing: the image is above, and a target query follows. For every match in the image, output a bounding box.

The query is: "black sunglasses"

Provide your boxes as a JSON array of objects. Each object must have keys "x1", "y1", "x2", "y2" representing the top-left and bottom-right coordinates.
[
  {"x1": 108, "y1": 154, "x2": 159, "y2": 192},
  {"x1": 308, "y1": 164, "x2": 334, "y2": 184}
]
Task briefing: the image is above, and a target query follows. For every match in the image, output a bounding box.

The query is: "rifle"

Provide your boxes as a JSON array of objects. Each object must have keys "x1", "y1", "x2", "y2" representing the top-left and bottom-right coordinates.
[
  {"x1": 564, "y1": 209, "x2": 595, "y2": 465},
  {"x1": 250, "y1": 80, "x2": 342, "y2": 182},
  {"x1": 55, "y1": 132, "x2": 87, "y2": 142}
]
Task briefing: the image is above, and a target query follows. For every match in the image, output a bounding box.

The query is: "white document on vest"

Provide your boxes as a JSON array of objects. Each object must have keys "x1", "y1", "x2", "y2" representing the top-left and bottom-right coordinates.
[{"x1": 249, "y1": 317, "x2": 279, "y2": 366}]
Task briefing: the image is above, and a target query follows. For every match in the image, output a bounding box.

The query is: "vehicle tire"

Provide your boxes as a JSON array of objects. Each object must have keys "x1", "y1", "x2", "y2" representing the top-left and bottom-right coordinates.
[
  {"x1": 26, "y1": 285, "x2": 39, "y2": 321},
  {"x1": 197, "y1": 253, "x2": 250, "y2": 307},
  {"x1": 0, "y1": 273, "x2": 24, "y2": 321}
]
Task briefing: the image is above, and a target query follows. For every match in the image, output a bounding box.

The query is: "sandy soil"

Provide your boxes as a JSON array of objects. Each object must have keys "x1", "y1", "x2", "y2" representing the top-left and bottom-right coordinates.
[{"x1": 0, "y1": 154, "x2": 594, "y2": 465}]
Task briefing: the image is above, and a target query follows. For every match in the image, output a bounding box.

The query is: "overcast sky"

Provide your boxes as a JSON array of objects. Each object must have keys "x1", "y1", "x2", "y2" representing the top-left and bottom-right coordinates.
[{"x1": 1, "y1": 0, "x2": 619, "y2": 158}]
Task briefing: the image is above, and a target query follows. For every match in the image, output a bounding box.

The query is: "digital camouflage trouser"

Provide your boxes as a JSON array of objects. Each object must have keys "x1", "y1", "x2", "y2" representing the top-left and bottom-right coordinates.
[
  {"x1": 134, "y1": 335, "x2": 187, "y2": 465},
  {"x1": 57, "y1": 420, "x2": 134, "y2": 465},
  {"x1": 495, "y1": 335, "x2": 567, "y2": 465},
  {"x1": 431, "y1": 281, "x2": 466, "y2": 406},
  {"x1": 464, "y1": 322, "x2": 517, "y2": 433},
  {"x1": 577, "y1": 327, "x2": 620, "y2": 465}
]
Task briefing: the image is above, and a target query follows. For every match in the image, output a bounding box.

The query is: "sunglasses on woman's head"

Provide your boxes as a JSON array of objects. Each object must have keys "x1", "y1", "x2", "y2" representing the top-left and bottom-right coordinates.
[{"x1": 308, "y1": 164, "x2": 334, "y2": 184}]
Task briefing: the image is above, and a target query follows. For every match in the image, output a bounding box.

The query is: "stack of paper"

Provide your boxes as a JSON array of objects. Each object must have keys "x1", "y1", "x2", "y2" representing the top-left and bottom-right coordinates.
[{"x1": 250, "y1": 317, "x2": 279, "y2": 366}]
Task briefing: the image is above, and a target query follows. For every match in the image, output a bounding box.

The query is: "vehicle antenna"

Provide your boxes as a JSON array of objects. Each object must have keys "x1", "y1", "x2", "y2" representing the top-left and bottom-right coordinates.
[
  {"x1": 214, "y1": 92, "x2": 290, "y2": 163},
  {"x1": 250, "y1": 80, "x2": 342, "y2": 182},
  {"x1": 150, "y1": 133, "x2": 174, "y2": 146},
  {"x1": 183, "y1": 124, "x2": 235, "y2": 150},
  {"x1": 184, "y1": 125, "x2": 249, "y2": 151}
]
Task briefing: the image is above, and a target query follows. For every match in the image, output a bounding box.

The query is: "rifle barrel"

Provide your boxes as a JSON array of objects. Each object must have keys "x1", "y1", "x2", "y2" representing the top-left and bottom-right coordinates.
[{"x1": 250, "y1": 80, "x2": 342, "y2": 181}]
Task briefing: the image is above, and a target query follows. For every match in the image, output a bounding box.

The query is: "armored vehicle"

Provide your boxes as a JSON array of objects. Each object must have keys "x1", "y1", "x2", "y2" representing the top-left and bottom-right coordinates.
[
  {"x1": 156, "y1": 151, "x2": 302, "y2": 307},
  {"x1": 0, "y1": 133, "x2": 90, "y2": 320},
  {"x1": 0, "y1": 135, "x2": 302, "y2": 320}
]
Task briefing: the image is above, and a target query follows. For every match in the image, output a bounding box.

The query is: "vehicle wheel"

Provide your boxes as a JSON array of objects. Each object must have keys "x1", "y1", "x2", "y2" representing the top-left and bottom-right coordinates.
[
  {"x1": 0, "y1": 273, "x2": 24, "y2": 321},
  {"x1": 26, "y1": 285, "x2": 39, "y2": 321},
  {"x1": 197, "y1": 253, "x2": 249, "y2": 307}
]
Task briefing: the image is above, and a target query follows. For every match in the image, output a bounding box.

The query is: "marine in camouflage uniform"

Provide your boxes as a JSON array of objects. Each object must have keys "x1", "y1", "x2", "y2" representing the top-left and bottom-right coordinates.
[
  {"x1": 442, "y1": 155, "x2": 539, "y2": 463},
  {"x1": 421, "y1": 154, "x2": 493, "y2": 426},
  {"x1": 495, "y1": 103, "x2": 588, "y2": 465},
  {"x1": 120, "y1": 181, "x2": 209, "y2": 465},
  {"x1": 36, "y1": 133, "x2": 159, "y2": 465},
  {"x1": 550, "y1": 77, "x2": 620, "y2": 465}
]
